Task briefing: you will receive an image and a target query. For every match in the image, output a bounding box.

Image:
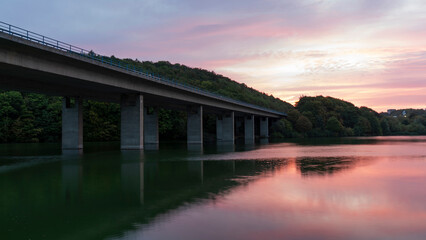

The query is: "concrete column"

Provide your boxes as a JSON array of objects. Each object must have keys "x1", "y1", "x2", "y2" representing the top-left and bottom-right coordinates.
[
  {"x1": 217, "y1": 112, "x2": 234, "y2": 142},
  {"x1": 235, "y1": 117, "x2": 243, "y2": 136},
  {"x1": 244, "y1": 115, "x2": 255, "y2": 144},
  {"x1": 121, "y1": 94, "x2": 143, "y2": 150},
  {"x1": 260, "y1": 117, "x2": 269, "y2": 138},
  {"x1": 144, "y1": 107, "x2": 158, "y2": 145},
  {"x1": 187, "y1": 105, "x2": 203, "y2": 144},
  {"x1": 216, "y1": 116, "x2": 223, "y2": 141},
  {"x1": 223, "y1": 112, "x2": 235, "y2": 142},
  {"x1": 62, "y1": 97, "x2": 83, "y2": 149}
]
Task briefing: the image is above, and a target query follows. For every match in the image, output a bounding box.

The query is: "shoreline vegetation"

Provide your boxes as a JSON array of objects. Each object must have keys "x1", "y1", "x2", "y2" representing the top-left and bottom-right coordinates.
[{"x1": 1, "y1": 58, "x2": 425, "y2": 143}]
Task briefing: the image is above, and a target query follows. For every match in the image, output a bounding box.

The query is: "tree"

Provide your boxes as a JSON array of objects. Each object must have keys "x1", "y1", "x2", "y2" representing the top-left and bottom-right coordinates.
[
  {"x1": 380, "y1": 118, "x2": 391, "y2": 135},
  {"x1": 295, "y1": 116, "x2": 313, "y2": 133},
  {"x1": 326, "y1": 116, "x2": 344, "y2": 135},
  {"x1": 407, "y1": 123, "x2": 426, "y2": 134},
  {"x1": 83, "y1": 100, "x2": 120, "y2": 141},
  {"x1": 271, "y1": 119, "x2": 295, "y2": 138},
  {"x1": 287, "y1": 109, "x2": 301, "y2": 123},
  {"x1": 388, "y1": 117, "x2": 402, "y2": 133},
  {"x1": 354, "y1": 117, "x2": 371, "y2": 136}
]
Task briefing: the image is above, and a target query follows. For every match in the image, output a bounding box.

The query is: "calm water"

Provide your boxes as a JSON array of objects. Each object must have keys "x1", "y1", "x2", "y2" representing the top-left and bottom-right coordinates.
[{"x1": 1, "y1": 136, "x2": 426, "y2": 240}]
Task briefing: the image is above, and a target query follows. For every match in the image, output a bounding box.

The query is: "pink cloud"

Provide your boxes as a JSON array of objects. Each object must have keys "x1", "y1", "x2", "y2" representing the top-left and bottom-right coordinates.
[{"x1": 49, "y1": 0, "x2": 424, "y2": 112}]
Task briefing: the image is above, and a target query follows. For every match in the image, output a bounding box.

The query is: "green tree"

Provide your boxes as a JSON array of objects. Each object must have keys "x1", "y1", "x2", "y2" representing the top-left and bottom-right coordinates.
[
  {"x1": 83, "y1": 101, "x2": 120, "y2": 141},
  {"x1": 287, "y1": 109, "x2": 301, "y2": 123},
  {"x1": 295, "y1": 116, "x2": 313, "y2": 133},
  {"x1": 354, "y1": 117, "x2": 371, "y2": 136},
  {"x1": 271, "y1": 119, "x2": 295, "y2": 138},
  {"x1": 326, "y1": 116, "x2": 344, "y2": 135},
  {"x1": 407, "y1": 123, "x2": 426, "y2": 134},
  {"x1": 387, "y1": 117, "x2": 403, "y2": 133},
  {"x1": 380, "y1": 118, "x2": 391, "y2": 135}
]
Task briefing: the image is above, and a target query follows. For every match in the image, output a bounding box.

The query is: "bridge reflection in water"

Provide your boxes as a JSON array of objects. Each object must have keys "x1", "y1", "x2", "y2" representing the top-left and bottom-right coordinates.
[{"x1": 0, "y1": 145, "x2": 366, "y2": 240}]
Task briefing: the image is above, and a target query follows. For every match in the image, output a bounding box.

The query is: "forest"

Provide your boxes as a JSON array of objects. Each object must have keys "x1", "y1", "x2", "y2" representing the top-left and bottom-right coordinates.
[{"x1": 0, "y1": 58, "x2": 425, "y2": 143}]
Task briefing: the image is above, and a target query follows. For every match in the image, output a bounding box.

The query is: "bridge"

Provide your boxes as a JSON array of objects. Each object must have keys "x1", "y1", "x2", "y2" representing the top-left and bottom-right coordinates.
[{"x1": 0, "y1": 21, "x2": 286, "y2": 150}]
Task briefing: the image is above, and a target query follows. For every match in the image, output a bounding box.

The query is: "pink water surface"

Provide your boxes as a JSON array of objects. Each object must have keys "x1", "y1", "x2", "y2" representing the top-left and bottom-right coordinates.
[{"x1": 115, "y1": 136, "x2": 426, "y2": 240}]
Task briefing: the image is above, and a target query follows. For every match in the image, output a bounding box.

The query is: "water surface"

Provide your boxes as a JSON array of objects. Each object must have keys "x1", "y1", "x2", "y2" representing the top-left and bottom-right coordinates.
[{"x1": 1, "y1": 136, "x2": 425, "y2": 240}]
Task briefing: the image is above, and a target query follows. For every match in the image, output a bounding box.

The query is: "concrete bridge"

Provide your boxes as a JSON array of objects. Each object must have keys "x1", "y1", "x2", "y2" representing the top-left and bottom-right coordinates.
[{"x1": 0, "y1": 22, "x2": 286, "y2": 150}]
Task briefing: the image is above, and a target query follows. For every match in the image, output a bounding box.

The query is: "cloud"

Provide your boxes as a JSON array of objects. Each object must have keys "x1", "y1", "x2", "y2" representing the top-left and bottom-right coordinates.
[{"x1": 1, "y1": 0, "x2": 424, "y2": 111}]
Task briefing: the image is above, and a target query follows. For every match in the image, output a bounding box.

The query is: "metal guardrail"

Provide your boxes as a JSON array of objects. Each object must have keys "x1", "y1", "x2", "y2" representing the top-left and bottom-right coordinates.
[{"x1": 0, "y1": 21, "x2": 286, "y2": 116}]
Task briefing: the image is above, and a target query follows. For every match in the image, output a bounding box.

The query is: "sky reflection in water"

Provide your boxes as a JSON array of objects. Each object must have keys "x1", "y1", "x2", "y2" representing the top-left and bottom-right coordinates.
[
  {"x1": 118, "y1": 137, "x2": 426, "y2": 240},
  {"x1": 1, "y1": 137, "x2": 425, "y2": 240}
]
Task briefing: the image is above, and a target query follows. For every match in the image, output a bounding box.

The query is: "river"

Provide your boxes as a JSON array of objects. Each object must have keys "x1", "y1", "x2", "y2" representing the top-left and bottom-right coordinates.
[{"x1": 1, "y1": 136, "x2": 425, "y2": 240}]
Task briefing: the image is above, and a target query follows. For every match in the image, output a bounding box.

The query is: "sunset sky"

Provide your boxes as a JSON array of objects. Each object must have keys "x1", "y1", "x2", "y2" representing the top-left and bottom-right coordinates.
[{"x1": 2, "y1": 0, "x2": 425, "y2": 112}]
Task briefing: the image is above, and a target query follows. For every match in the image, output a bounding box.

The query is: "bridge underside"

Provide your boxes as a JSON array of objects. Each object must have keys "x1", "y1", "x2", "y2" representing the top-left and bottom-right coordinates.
[{"x1": 0, "y1": 71, "x2": 266, "y2": 117}]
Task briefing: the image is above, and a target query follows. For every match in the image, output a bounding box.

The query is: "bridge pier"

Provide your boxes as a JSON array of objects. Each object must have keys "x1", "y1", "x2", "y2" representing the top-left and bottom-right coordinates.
[
  {"x1": 187, "y1": 105, "x2": 203, "y2": 144},
  {"x1": 244, "y1": 115, "x2": 255, "y2": 144},
  {"x1": 144, "y1": 107, "x2": 158, "y2": 145},
  {"x1": 216, "y1": 111, "x2": 234, "y2": 142},
  {"x1": 121, "y1": 94, "x2": 143, "y2": 150},
  {"x1": 235, "y1": 117, "x2": 243, "y2": 137},
  {"x1": 260, "y1": 117, "x2": 269, "y2": 138},
  {"x1": 216, "y1": 116, "x2": 223, "y2": 140},
  {"x1": 62, "y1": 97, "x2": 83, "y2": 149}
]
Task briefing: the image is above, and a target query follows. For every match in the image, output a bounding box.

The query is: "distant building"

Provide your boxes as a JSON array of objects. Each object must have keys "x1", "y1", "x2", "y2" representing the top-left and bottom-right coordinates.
[{"x1": 387, "y1": 109, "x2": 396, "y2": 115}]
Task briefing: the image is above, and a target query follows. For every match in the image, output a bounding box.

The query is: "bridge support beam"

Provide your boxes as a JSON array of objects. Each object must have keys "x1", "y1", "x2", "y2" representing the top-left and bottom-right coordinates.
[
  {"x1": 144, "y1": 107, "x2": 158, "y2": 145},
  {"x1": 216, "y1": 116, "x2": 223, "y2": 140},
  {"x1": 235, "y1": 117, "x2": 243, "y2": 137},
  {"x1": 260, "y1": 117, "x2": 269, "y2": 138},
  {"x1": 187, "y1": 105, "x2": 203, "y2": 144},
  {"x1": 121, "y1": 94, "x2": 143, "y2": 150},
  {"x1": 62, "y1": 97, "x2": 83, "y2": 149},
  {"x1": 217, "y1": 112, "x2": 234, "y2": 142},
  {"x1": 244, "y1": 115, "x2": 255, "y2": 144}
]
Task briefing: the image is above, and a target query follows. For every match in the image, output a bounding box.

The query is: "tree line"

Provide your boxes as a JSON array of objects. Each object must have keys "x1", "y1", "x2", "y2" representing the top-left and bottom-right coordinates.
[
  {"x1": 271, "y1": 96, "x2": 426, "y2": 138},
  {"x1": 0, "y1": 58, "x2": 424, "y2": 143}
]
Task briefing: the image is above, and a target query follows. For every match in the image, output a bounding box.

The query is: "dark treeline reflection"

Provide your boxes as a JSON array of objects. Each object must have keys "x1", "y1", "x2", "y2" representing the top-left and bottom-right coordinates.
[
  {"x1": 1, "y1": 138, "x2": 425, "y2": 240},
  {"x1": 0, "y1": 150, "x2": 295, "y2": 240},
  {"x1": 296, "y1": 157, "x2": 361, "y2": 177},
  {"x1": 0, "y1": 143, "x2": 372, "y2": 240}
]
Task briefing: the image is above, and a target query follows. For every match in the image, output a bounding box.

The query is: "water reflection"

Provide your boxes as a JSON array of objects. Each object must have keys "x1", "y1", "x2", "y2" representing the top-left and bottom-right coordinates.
[
  {"x1": 296, "y1": 157, "x2": 361, "y2": 177},
  {"x1": 62, "y1": 156, "x2": 82, "y2": 203},
  {"x1": 187, "y1": 143, "x2": 204, "y2": 154},
  {"x1": 0, "y1": 150, "x2": 288, "y2": 239},
  {"x1": 144, "y1": 143, "x2": 159, "y2": 151},
  {"x1": 120, "y1": 151, "x2": 144, "y2": 204},
  {"x1": 0, "y1": 137, "x2": 425, "y2": 240},
  {"x1": 259, "y1": 138, "x2": 269, "y2": 145},
  {"x1": 216, "y1": 142, "x2": 235, "y2": 153}
]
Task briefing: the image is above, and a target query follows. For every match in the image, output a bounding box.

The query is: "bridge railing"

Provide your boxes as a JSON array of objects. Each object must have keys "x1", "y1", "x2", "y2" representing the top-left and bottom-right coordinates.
[{"x1": 0, "y1": 21, "x2": 286, "y2": 116}]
